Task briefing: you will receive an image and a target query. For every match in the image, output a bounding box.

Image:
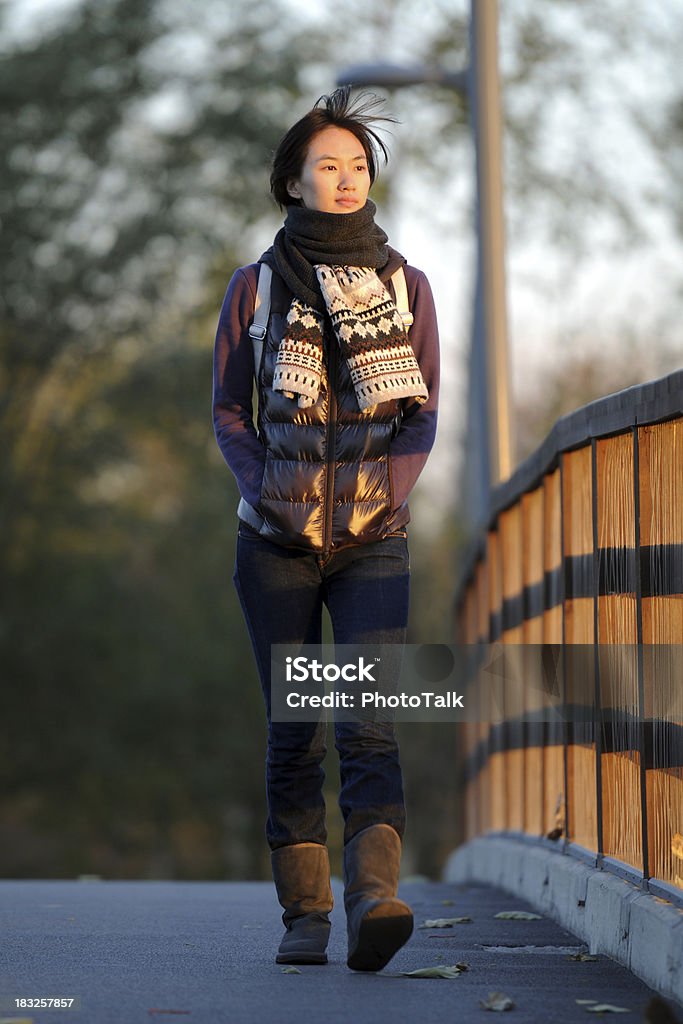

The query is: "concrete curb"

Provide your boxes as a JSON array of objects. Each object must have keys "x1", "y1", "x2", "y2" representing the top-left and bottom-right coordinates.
[{"x1": 444, "y1": 836, "x2": 683, "y2": 1007}]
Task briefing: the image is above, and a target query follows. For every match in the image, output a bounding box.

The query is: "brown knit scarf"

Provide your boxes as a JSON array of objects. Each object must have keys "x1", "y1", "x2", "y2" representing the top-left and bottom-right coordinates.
[
  {"x1": 274, "y1": 265, "x2": 428, "y2": 410},
  {"x1": 267, "y1": 202, "x2": 428, "y2": 411}
]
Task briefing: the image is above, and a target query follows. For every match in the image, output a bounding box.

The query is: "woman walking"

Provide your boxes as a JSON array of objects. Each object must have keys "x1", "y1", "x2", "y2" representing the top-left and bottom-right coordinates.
[{"x1": 212, "y1": 86, "x2": 440, "y2": 971}]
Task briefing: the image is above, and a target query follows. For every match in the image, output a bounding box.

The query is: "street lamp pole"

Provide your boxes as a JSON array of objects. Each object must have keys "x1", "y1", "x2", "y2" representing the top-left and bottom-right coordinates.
[
  {"x1": 337, "y1": 0, "x2": 514, "y2": 525},
  {"x1": 470, "y1": 0, "x2": 513, "y2": 487}
]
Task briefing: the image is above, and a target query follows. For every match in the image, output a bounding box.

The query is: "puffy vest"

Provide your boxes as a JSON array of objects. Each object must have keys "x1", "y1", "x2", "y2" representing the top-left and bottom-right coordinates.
[{"x1": 237, "y1": 271, "x2": 408, "y2": 554}]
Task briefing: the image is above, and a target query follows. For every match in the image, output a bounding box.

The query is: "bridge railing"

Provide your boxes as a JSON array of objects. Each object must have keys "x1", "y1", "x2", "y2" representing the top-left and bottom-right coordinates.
[{"x1": 455, "y1": 369, "x2": 683, "y2": 902}]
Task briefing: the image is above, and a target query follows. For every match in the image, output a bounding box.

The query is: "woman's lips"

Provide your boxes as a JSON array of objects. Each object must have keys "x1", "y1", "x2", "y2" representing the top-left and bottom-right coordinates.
[{"x1": 336, "y1": 197, "x2": 358, "y2": 206}]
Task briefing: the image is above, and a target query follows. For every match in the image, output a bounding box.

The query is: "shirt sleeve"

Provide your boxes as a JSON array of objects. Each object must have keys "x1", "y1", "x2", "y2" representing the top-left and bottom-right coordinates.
[
  {"x1": 212, "y1": 266, "x2": 267, "y2": 508},
  {"x1": 389, "y1": 268, "x2": 440, "y2": 510}
]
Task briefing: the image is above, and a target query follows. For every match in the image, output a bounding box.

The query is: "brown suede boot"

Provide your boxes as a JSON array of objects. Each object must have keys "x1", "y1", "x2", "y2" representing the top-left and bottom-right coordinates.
[
  {"x1": 343, "y1": 824, "x2": 413, "y2": 972},
  {"x1": 271, "y1": 842, "x2": 333, "y2": 965}
]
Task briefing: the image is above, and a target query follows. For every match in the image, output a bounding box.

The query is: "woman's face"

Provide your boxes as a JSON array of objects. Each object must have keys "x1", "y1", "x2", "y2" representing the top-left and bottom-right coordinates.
[{"x1": 287, "y1": 126, "x2": 371, "y2": 214}]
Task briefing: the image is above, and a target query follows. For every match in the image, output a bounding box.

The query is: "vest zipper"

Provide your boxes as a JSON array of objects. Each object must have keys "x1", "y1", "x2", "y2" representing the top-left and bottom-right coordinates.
[{"x1": 322, "y1": 332, "x2": 337, "y2": 557}]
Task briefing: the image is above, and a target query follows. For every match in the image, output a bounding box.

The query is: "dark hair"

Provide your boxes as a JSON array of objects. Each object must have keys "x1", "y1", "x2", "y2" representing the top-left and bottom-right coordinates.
[{"x1": 270, "y1": 86, "x2": 397, "y2": 208}]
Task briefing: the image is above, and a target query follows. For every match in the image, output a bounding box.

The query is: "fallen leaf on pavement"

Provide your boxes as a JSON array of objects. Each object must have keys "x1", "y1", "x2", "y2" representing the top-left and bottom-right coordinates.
[
  {"x1": 494, "y1": 911, "x2": 542, "y2": 920},
  {"x1": 480, "y1": 991, "x2": 515, "y2": 1011},
  {"x1": 401, "y1": 964, "x2": 465, "y2": 979},
  {"x1": 585, "y1": 1005, "x2": 630, "y2": 1014},
  {"x1": 419, "y1": 917, "x2": 473, "y2": 928},
  {"x1": 568, "y1": 952, "x2": 599, "y2": 961},
  {"x1": 280, "y1": 967, "x2": 302, "y2": 974}
]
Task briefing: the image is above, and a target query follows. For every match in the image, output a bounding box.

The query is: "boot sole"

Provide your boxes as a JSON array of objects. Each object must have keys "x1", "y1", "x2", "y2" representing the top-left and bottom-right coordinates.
[
  {"x1": 276, "y1": 951, "x2": 328, "y2": 965},
  {"x1": 347, "y1": 901, "x2": 413, "y2": 972}
]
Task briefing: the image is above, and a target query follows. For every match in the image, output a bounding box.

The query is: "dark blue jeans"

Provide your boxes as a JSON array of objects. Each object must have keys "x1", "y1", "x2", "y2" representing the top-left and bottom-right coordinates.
[{"x1": 233, "y1": 524, "x2": 409, "y2": 850}]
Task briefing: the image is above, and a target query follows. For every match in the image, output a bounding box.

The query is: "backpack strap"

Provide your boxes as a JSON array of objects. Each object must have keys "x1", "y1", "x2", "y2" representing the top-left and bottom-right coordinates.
[
  {"x1": 390, "y1": 267, "x2": 413, "y2": 331},
  {"x1": 248, "y1": 263, "x2": 272, "y2": 379},
  {"x1": 237, "y1": 265, "x2": 273, "y2": 531}
]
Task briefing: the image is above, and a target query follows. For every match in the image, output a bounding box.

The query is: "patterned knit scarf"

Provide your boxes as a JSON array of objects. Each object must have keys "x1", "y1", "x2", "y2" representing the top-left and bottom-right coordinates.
[
  {"x1": 268, "y1": 202, "x2": 428, "y2": 411},
  {"x1": 274, "y1": 266, "x2": 429, "y2": 410}
]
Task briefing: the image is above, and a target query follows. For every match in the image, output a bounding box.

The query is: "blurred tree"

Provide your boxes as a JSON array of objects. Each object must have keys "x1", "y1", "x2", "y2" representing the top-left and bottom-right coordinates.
[
  {"x1": 0, "y1": 0, "x2": 327, "y2": 879},
  {"x1": 323, "y1": 0, "x2": 679, "y2": 251},
  {"x1": 318, "y1": 0, "x2": 681, "y2": 446}
]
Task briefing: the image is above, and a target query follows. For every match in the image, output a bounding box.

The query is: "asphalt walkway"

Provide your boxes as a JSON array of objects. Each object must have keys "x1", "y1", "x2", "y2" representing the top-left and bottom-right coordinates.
[{"x1": 0, "y1": 878, "x2": 678, "y2": 1023}]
